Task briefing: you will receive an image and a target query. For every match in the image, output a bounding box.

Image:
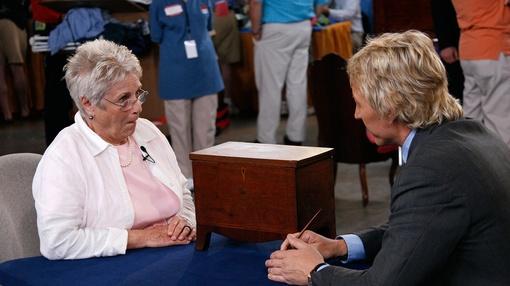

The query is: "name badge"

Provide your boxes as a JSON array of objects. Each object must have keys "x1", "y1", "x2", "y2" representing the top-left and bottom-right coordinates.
[
  {"x1": 200, "y1": 4, "x2": 209, "y2": 15},
  {"x1": 165, "y1": 4, "x2": 183, "y2": 16},
  {"x1": 184, "y1": 40, "x2": 198, "y2": 59},
  {"x1": 215, "y1": 0, "x2": 229, "y2": 17}
]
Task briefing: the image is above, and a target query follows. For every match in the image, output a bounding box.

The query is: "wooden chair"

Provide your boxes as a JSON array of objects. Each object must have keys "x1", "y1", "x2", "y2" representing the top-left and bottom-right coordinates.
[{"x1": 309, "y1": 53, "x2": 397, "y2": 206}]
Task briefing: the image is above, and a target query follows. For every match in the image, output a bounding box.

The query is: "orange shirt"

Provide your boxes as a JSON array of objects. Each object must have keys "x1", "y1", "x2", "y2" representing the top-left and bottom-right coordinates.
[{"x1": 452, "y1": 0, "x2": 510, "y2": 60}]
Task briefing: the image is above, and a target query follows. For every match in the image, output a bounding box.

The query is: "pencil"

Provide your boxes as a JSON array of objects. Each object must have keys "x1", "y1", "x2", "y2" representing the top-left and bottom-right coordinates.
[{"x1": 285, "y1": 209, "x2": 322, "y2": 250}]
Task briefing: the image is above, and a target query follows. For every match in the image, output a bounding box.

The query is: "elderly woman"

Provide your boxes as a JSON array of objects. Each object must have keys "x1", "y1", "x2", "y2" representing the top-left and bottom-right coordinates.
[{"x1": 33, "y1": 39, "x2": 196, "y2": 260}]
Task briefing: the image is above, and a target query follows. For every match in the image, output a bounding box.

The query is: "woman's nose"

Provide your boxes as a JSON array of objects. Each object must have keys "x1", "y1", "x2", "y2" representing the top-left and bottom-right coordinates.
[{"x1": 132, "y1": 99, "x2": 143, "y2": 114}]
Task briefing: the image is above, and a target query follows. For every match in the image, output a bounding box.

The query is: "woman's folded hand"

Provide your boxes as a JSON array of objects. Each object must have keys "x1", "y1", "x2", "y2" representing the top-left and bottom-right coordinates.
[
  {"x1": 127, "y1": 222, "x2": 194, "y2": 249},
  {"x1": 165, "y1": 215, "x2": 196, "y2": 242}
]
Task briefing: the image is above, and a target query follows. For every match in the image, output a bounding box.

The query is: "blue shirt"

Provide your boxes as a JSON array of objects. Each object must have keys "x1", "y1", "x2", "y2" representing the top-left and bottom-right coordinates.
[
  {"x1": 340, "y1": 129, "x2": 417, "y2": 262},
  {"x1": 401, "y1": 129, "x2": 416, "y2": 164},
  {"x1": 261, "y1": 0, "x2": 327, "y2": 24},
  {"x1": 150, "y1": 0, "x2": 224, "y2": 100}
]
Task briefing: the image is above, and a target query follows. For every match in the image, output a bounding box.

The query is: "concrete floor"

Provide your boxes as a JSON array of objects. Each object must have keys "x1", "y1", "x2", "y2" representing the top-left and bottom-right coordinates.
[{"x1": 0, "y1": 113, "x2": 391, "y2": 235}]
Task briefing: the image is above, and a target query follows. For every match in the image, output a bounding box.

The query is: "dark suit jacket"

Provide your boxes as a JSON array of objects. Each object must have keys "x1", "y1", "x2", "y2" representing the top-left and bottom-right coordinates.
[{"x1": 312, "y1": 119, "x2": 510, "y2": 285}]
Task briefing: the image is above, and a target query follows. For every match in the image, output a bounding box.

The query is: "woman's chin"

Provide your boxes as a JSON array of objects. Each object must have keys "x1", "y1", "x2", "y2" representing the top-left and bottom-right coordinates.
[{"x1": 123, "y1": 122, "x2": 137, "y2": 136}]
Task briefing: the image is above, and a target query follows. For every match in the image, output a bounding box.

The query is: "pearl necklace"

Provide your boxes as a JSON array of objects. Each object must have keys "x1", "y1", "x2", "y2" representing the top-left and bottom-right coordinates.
[{"x1": 119, "y1": 137, "x2": 133, "y2": 168}]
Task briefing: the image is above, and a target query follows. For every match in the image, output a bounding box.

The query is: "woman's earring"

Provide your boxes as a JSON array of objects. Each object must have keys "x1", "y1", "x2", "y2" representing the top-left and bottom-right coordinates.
[{"x1": 88, "y1": 114, "x2": 94, "y2": 120}]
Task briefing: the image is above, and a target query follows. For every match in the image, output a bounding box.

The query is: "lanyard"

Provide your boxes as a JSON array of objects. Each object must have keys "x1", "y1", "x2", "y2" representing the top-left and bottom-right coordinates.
[{"x1": 179, "y1": 0, "x2": 192, "y2": 39}]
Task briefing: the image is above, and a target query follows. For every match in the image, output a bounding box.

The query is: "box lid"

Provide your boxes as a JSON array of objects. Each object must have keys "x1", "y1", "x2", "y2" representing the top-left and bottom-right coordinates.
[{"x1": 190, "y1": 141, "x2": 333, "y2": 167}]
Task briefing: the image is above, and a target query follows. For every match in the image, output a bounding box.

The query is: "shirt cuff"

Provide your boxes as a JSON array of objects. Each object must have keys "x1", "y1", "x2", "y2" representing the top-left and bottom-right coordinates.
[
  {"x1": 339, "y1": 234, "x2": 366, "y2": 262},
  {"x1": 316, "y1": 263, "x2": 330, "y2": 272}
]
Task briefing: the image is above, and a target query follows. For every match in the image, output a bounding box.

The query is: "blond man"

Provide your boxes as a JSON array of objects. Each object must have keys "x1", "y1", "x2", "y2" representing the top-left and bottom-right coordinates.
[{"x1": 266, "y1": 30, "x2": 510, "y2": 286}]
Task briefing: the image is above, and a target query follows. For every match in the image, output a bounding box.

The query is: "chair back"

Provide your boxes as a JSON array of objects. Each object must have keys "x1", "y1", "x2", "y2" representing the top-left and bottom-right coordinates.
[
  {"x1": 0, "y1": 153, "x2": 42, "y2": 262},
  {"x1": 309, "y1": 53, "x2": 392, "y2": 164}
]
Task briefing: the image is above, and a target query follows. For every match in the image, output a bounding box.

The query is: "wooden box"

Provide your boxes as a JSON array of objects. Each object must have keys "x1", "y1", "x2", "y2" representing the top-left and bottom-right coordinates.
[{"x1": 190, "y1": 141, "x2": 336, "y2": 250}]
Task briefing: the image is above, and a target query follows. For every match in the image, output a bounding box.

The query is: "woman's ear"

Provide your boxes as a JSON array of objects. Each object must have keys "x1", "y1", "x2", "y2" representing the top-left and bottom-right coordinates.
[{"x1": 80, "y1": 96, "x2": 94, "y2": 117}]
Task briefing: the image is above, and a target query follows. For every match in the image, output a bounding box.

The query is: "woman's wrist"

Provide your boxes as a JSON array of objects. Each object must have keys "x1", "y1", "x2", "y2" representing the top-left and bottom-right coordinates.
[{"x1": 127, "y1": 229, "x2": 146, "y2": 249}]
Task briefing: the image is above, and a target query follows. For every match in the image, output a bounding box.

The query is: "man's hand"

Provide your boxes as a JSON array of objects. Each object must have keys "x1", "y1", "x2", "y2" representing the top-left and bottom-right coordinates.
[
  {"x1": 249, "y1": 0, "x2": 263, "y2": 41},
  {"x1": 439, "y1": 47, "x2": 459, "y2": 64},
  {"x1": 319, "y1": 6, "x2": 330, "y2": 17},
  {"x1": 281, "y1": 230, "x2": 347, "y2": 259},
  {"x1": 251, "y1": 28, "x2": 262, "y2": 41},
  {"x1": 266, "y1": 235, "x2": 324, "y2": 285}
]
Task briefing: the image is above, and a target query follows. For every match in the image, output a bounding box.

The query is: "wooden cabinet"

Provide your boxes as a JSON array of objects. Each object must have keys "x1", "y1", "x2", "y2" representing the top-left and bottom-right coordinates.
[{"x1": 190, "y1": 141, "x2": 336, "y2": 250}]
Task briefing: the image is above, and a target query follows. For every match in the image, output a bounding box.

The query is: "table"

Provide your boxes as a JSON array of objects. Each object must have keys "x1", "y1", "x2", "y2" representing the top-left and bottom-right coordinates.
[
  {"x1": 312, "y1": 21, "x2": 353, "y2": 60},
  {"x1": 0, "y1": 234, "x2": 282, "y2": 286}
]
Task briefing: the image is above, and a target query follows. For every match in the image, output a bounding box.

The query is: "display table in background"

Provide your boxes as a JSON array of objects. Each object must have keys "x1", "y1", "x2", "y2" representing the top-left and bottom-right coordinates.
[
  {"x1": 312, "y1": 21, "x2": 352, "y2": 60},
  {"x1": 0, "y1": 234, "x2": 281, "y2": 286}
]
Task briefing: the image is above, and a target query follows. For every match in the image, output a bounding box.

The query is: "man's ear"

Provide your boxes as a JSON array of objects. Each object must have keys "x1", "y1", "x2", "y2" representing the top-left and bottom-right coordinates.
[{"x1": 386, "y1": 109, "x2": 399, "y2": 124}]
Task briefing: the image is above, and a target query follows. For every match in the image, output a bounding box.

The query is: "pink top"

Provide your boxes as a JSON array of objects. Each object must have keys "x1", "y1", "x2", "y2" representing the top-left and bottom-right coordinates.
[{"x1": 115, "y1": 137, "x2": 180, "y2": 229}]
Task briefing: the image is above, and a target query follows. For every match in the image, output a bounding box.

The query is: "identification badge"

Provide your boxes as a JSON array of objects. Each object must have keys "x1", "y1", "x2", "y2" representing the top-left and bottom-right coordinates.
[
  {"x1": 164, "y1": 4, "x2": 183, "y2": 16},
  {"x1": 200, "y1": 3, "x2": 209, "y2": 15},
  {"x1": 215, "y1": 0, "x2": 229, "y2": 17},
  {"x1": 184, "y1": 40, "x2": 198, "y2": 59}
]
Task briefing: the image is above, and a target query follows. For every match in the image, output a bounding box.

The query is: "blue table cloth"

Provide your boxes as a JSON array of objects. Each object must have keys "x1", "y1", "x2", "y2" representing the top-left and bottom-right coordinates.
[{"x1": 0, "y1": 234, "x2": 283, "y2": 286}]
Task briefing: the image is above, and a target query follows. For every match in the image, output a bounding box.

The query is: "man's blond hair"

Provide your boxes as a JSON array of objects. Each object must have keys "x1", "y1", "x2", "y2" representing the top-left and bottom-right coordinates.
[{"x1": 347, "y1": 30, "x2": 463, "y2": 128}]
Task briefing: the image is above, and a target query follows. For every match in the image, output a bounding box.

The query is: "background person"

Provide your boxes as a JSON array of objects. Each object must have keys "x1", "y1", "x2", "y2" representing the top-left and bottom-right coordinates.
[
  {"x1": 0, "y1": 0, "x2": 30, "y2": 122},
  {"x1": 431, "y1": 0, "x2": 464, "y2": 103},
  {"x1": 33, "y1": 40, "x2": 196, "y2": 260},
  {"x1": 321, "y1": 0, "x2": 364, "y2": 52},
  {"x1": 150, "y1": 0, "x2": 224, "y2": 185},
  {"x1": 265, "y1": 30, "x2": 510, "y2": 285},
  {"x1": 452, "y1": 0, "x2": 510, "y2": 147},
  {"x1": 250, "y1": 0, "x2": 327, "y2": 145}
]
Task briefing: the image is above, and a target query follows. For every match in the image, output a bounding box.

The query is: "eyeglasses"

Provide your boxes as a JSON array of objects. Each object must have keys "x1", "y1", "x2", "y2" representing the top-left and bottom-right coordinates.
[{"x1": 103, "y1": 89, "x2": 148, "y2": 111}]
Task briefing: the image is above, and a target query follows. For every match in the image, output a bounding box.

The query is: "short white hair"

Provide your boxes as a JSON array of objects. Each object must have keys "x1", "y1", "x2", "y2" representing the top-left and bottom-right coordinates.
[{"x1": 64, "y1": 39, "x2": 142, "y2": 116}]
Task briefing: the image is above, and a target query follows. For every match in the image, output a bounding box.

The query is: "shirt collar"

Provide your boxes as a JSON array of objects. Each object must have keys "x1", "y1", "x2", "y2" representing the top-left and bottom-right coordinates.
[
  {"x1": 75, "y1": 112, "x2": 110, "y2": 156},
  {"x1": 74, "y1": 112, "x2": 157, "y2": 157},
  {"x1": 401, "y1": 129, "x2": 416, "y2": 164}
]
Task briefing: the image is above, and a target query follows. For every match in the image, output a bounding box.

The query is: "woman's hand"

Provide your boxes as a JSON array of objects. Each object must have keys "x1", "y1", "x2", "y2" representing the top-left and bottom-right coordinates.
[
  {"x1": 166, "y1": 215, "x2": 196, "y2": 242},
  {"x1": 127, "y1": 224, "x2": 190, "y2": 249},
  {"x1": 280, "y1": 230, "x2": 347, "y2": 260}
]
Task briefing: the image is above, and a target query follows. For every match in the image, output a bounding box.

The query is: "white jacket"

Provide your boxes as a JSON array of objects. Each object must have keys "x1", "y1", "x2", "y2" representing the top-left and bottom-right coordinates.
[{"x1": 33, "y1": 113, "x2": 196, "y2": 260}]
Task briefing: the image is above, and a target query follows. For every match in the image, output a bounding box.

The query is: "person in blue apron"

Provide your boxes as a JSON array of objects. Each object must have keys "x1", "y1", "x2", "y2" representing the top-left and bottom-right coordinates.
[{"x1": 150, "y1": 0, "x2": 224, "y2": 184}]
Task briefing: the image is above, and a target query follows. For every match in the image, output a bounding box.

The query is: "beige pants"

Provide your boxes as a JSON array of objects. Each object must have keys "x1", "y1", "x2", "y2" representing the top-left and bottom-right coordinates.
[
  {"x1": 254, "y1": 20, "x2": 311, "y2": 143},
  {"x1": 164, "y1": 94, "x2": 218, "y2": 178},
  {"x1": 0, "y1": 19, "x2": 27, "y2": 64},
  {"x1": 461, "y1": 53, "x2": 510, "y2": 147},
  {"x1": 351, "y1": 31, "x2": 363, "y2": 53}
]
